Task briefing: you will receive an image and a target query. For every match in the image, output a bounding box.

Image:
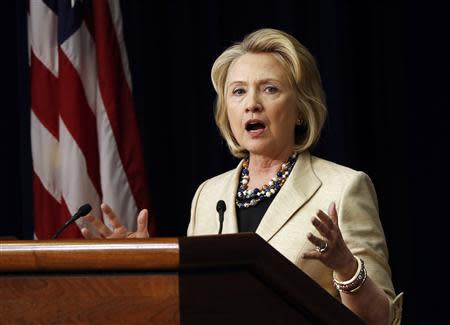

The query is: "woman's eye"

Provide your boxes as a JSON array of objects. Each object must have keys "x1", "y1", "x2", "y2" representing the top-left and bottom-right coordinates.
[
  {"x1": 265, "y1": 86, "x2": 278, "y2": 93},
  {"x1": 232, "y1": 88, "x2": 246, "y2": 96}
]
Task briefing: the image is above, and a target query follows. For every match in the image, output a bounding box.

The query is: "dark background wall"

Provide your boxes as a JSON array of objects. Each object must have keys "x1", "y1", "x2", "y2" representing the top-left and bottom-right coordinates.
[{"x1": 2, "y1": 0, "x2": 449, "y2": 323}]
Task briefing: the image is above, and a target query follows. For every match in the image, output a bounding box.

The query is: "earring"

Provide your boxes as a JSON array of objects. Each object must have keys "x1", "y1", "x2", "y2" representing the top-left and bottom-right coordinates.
[{"x1": 296, "y1": 118, "x2": 302, "y2": 126}]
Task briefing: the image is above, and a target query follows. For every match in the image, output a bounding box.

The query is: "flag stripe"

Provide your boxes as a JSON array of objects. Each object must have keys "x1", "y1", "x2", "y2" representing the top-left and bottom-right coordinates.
[
  {"x1": 107, "y1": 0, "x2": 132, "y2": 90},
  {"x1": 30, "y1": 51, "x2": 59, "y2": 139},
  {"x1": 33, "y1": 172, "x2": 62, "y2": 238},
  {"x1": 60, "y1": 23, "x2": 98, "y2": 114},
  {"x1": 58, "y1": 118, "x2": 102, "y2": 221},
  {"x1": 29, "y1": 0, "x2": 58, "y2": 76},
  {"x1": 31, "y1": 110, "x2": 61, "y2": 201},
  {"x1": 58, "y1": 48, "x2": 102, "y2": 196}
]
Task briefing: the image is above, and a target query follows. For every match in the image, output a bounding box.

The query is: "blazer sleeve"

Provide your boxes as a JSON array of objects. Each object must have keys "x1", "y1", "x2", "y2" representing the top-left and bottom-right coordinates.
[{"x1": 338, "y1": 172, "x2": 403, "y2": 325}]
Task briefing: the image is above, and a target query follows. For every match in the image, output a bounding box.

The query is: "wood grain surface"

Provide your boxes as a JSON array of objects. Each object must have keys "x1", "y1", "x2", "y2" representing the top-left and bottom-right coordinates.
[{"x1": 0, "y1": 273, "x2": 179, "y2": 325}]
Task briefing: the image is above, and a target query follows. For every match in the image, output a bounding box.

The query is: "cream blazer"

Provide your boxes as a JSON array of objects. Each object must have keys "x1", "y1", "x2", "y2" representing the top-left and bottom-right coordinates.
[{"x1": 187, "y1": 151, "x2": 403, "y2": 324}]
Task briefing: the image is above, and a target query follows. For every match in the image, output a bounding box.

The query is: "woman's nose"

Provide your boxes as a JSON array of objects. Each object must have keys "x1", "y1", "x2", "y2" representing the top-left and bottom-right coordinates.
[
  {"x1": 245, "y1": 104, "x2": 262, "y2": 113},
  {"x1": 245, "y1": 93, "x2": 263, "y2": 113}
]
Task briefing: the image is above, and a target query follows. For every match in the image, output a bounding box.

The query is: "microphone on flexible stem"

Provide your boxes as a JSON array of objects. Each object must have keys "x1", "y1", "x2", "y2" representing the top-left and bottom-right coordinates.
[
  {"x1": 216, "y1": 200, "x2": 226, "y2": 235},
  {"x1": 52, "y1": 204, "x2": 92, "y2": 239}
]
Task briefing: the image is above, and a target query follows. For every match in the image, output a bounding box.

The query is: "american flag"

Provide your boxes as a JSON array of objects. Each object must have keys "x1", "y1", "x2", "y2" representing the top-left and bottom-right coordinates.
[{"x1": 28, "y1": 0, "x2": 154, "y2": 239}]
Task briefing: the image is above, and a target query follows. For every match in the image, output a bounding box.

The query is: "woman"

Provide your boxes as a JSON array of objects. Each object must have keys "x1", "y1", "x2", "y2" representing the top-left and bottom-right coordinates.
[{"x1": 82, "y1": 28, "x2": 402, "y2": 324}]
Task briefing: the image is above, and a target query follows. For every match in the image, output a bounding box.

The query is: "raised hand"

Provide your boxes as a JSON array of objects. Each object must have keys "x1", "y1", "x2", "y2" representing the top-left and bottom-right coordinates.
[
  {"x1": 302, "y1": 201, "x2": 357, "y2": 280},
  {"x1": 81, "y1": 203, "x2": 150, "y2": 239}
]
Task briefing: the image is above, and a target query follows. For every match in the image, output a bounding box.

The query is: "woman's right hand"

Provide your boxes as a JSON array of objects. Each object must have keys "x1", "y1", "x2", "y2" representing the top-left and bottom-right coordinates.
[{"x1": 81, "y1": 203, "x2": 150, "y2": 239}]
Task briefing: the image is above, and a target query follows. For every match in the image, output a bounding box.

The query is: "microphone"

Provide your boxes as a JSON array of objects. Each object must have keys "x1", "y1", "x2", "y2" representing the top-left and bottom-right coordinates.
[
  {"x1": 216, "y1": 200, "x2": 226, "y2": 235},
  {"x1": 52, "y1": 203, "x2": 92, "y2": 239}
]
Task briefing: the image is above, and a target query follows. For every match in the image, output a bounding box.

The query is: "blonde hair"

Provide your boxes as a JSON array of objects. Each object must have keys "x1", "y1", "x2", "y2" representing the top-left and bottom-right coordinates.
[{"x1": 211, "y1": 28, "x2": 327, "y2": 158}]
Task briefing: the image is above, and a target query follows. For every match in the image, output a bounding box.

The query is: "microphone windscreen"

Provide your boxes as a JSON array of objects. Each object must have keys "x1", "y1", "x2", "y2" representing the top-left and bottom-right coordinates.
[
  {"x1": 216, "y1": 200, "x2": 226, "y2": 212},
  {"x1": 77, "y1": 203, "x2": 92, "y2": 217}
]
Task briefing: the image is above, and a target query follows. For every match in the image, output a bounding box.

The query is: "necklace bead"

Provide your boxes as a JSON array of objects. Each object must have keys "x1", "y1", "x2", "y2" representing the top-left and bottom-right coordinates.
[{"x1": 236, "y1": 153, "x2": 298, "y2": 209}]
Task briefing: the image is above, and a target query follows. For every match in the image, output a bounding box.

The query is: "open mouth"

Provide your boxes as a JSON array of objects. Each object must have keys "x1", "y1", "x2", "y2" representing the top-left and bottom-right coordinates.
[{"x1": 245, "y1": 120, "x2": 266, "y2": 132}]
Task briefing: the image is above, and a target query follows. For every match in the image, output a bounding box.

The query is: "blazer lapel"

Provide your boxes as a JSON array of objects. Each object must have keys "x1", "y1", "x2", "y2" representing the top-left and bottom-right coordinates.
[{"x1": 256, "y1": 151, "x2": 322, "y2": 242}]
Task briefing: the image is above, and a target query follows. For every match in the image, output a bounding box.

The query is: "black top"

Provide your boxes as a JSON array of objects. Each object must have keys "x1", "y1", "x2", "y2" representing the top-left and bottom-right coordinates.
[{"x1": 237, "y1": 195, "x2": 276, "y2": 232}]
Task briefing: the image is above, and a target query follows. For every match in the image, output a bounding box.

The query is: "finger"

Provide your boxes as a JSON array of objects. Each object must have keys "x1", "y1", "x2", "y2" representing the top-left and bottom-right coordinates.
[
  {"x1": 302, "y1": 251, "x2": 321, "y2": 260},
  {"x1": 101, "y1": 203, "x2": 124, "y2": 229},
  {"x1": 83, "y1": 213, "x2": 112, "y2": 237},
  {"x1": 307, "y1": 232, "x2": 327, "y2": 248},
  {"x1": 311, "y1": 216, "x2": 332, "y2": 238},
  {"x1": 328, "y1": 201, "x2": 339, "y2": 225},
  {"x1": 89, "y1": 213, "x2": 113, "y2": 237},
  {"x1": 83, "y1": 213, "x2": 96, "y2": 223},
  {"x1": 126, "y1": 232, "x2": 136, "y2": 238},
  {"x1": 108, "y1": 227, "x2": 129, "y2": 238},
  {"x1": 316, "y1": 209, "x2": 334, "y2": 229},
  {"x1": 136, "y1": 209, "x2": 149, "y2": 238},
  {"x1": 81, "y1": 227, "x2": 96, "y2": 239}
]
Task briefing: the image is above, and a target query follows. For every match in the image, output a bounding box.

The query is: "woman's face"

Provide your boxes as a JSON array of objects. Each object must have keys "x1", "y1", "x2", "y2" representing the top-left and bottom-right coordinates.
[{"x1": 225, "y1": 53, "x2": 298, "y2": 158}]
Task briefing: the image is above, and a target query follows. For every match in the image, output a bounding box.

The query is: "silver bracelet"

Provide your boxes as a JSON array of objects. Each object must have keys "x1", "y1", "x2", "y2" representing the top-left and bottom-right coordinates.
[{"x1": 333, "y1": 256, "x2": 367, "y2": 294}]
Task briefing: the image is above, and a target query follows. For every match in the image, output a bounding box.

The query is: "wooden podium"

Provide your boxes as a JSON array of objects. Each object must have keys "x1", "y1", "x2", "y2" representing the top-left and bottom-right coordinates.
[{"x1": 0, "y1": 233, "x2": 363, "y2": 324}]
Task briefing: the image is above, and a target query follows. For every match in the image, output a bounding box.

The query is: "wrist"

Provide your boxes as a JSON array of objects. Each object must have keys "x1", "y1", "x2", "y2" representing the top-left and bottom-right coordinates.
[
  {"x1": 333, "y1": 256, "x2": 367, "y2": 294},
  {"x1": 334, "y1": 255, "x2": 358, "y2": 281}
]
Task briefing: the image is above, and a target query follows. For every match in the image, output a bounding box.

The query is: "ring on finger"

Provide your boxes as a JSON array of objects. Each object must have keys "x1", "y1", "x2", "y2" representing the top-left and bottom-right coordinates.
[{"x1": 316, "y1": 241, "x2": 328, "y2": 253}]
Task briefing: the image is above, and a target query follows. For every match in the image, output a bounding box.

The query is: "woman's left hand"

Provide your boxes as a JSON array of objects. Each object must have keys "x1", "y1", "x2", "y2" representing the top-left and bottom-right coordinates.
[{"x1": 302, "y1": 201, "x2": 357, "y2": 280}]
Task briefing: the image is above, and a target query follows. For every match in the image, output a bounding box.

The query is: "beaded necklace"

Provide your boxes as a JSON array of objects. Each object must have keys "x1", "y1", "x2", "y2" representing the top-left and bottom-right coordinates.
[{"x1": 236, "y1": 153, "x2": 298, "y2": 209}]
